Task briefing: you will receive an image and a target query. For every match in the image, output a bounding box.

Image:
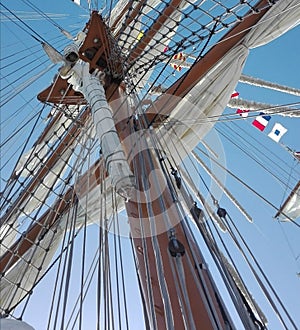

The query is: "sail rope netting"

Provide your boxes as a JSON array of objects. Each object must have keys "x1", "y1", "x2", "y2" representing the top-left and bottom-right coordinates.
[{"x1": 1, "y1": 0, "x2": 300, "y2": 329}]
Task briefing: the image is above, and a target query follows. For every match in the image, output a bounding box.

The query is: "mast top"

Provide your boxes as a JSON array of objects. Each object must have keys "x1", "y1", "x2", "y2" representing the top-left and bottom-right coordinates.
[{"x1": 38, "y1": 12, "x2": 123, "y2": 105}]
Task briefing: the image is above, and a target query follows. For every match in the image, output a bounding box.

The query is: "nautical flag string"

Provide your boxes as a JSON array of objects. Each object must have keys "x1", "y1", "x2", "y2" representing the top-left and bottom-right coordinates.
[
  {"x1": 252, "y1": 113, "x2": 271, "y2": 131},
  {"x1": 230, "y1": 91, "x2": 249, "y2": 118},
  {"x1": 173, "y1": 52, "x2": 186, "y2": 62},
  {"x1": 293, "y1": 152, "x2": 300, "y2": 161},
  {"x1": 231, "y1": 91, "x2": 250, "y2": 117},
  {"x1": 231, "y1": 91, "x2": 239, "y2": 98},
  {"x1": 171, "y1": 64, "x2": 182, "y2": 71},
  {"x1": 236, "y1": 109, "x2": 250, "y2": 118},
  {"x1": 267, "y1": 123, "x2": 287, "y2": 142},
  {"x1": 137, "y1": 31, "x2": 144, "y2": 41},
  {"x1": 170, "y1": 52, "x2": 186, "y2": 71},
  {"x1": 232, "y1": 92, "x2": 289, "y2": 143},
  {"x1": 71, "y1": 0, "x2": 91, "y2": 7}
]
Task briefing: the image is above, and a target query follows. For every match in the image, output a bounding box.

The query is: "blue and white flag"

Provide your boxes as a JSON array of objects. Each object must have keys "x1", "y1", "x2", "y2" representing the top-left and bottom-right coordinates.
[{"x1": 268, "y1": 123, "x2": 287, "y2": 142}]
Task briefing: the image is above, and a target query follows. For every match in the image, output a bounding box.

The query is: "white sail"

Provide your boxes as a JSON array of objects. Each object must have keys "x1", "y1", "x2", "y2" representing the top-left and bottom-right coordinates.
[
  {"x1": 0, "y1": 222, "x2": 64, "y2": 311},
  {"x1": 15, "y1": 142, "x2": 49, "y2": 177},
  {"x1": 15, "y1": 105, "x2": 81, "y2": 178},
  {"x1": 0, "y1": 222, "x2": 18, "y2": 256},
  {"x1": 158, "y1": 0, "x2": 300, "y2": 163},
  {"x1": 276, "y1": 181, "x2": 300, "y2": 221},
  {"x1": 18, "y1": 148, "x2": 73, "y2": 215},
  {"x1": 0, "y1": 176, "x2": 126, "y2": 310},
  {"x1": 0, "y1": 319, "x2": 35, "y2": 330}
]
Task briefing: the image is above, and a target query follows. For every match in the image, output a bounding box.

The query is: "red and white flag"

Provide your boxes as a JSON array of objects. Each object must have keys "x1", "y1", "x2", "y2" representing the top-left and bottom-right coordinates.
[
  {"x1": 236, "y1": 109, "x2": 249, "y2": 118},
  {"x1": 231, "y1": 91, "x2": 239, "y2": 98},
  {"x1": 252, "y1": 113, "x2": 271, "y2": 131}
]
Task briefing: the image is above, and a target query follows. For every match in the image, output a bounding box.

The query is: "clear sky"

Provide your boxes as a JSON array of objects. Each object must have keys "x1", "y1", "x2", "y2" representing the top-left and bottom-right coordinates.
[{"x1": 1, "y1": 1, "x2": 300, "y2": 329}]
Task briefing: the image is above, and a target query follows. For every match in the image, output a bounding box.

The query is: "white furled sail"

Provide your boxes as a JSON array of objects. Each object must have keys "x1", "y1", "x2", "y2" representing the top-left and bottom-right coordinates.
[
  {"x1": 0, "y1": 222, "x2": 18, "y2": 256},
  {"x1": 15, "y1": 142, "x2": 49, "y2": 177},
  {"x1": 0, "y1": 319, "x2": 35, "y2": 330},
  {"x1": 0, "y1": 224, "x2": 64, "y2": 312},
  {"x1": 275, "y1": 181, "x2": 300, "y2": 221},
  {"x1": 14, "y1": 105, "x2": 81, "y2": 178},
  {"x1": 18, "y1": 148, "x2": 73, "y2": 215},
  {"x1": 63, "y1": 60, "x2": 135, "y2": 199},
  {"x1": 158, "y1": 0, "x2": 300, "y2": 161}
]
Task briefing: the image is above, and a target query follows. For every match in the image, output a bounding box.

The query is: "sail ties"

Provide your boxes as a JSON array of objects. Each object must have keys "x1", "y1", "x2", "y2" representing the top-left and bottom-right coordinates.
[{"x1": 59, "y1": 58, "x2": 135, "y2": 200}]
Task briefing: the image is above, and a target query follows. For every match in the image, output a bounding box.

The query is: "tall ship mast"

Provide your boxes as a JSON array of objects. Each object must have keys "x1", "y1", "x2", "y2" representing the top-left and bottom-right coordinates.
[{"x1": 1, "y1": 1, "x2": 300, "y2": 329}]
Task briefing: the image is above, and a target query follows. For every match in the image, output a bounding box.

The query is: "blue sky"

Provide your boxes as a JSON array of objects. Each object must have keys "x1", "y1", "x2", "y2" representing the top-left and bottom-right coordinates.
[
  {"x1": 1, "y1": 1, "x2": 300, "y2": 329},
  {"x1": 216, "y1": 24, "x2": 300, "y2": 329}
]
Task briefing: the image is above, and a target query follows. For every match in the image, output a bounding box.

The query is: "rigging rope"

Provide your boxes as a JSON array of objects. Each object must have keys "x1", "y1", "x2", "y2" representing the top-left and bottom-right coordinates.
[
  {"x1": 130, "y1": 130, "x2": 159, "y2": 330},
  {"x1": 216, "y1": 127, "x2": 298, "y2": 190},
  {"x1": 0, "y1": 2, "x2": 50, "y2": 44},
  {"x1": 195, "y1": 146, "x2": 300, "y2": 229},
  {"x1": 224, "y1": 212, "x2": 298, "y2": 329},
  {"x1": 1, "y1": 2, "x2": 298, "y2": 327},
  {"x1": 20, "y1": 0, "x2": 73, "y2": 39}
]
